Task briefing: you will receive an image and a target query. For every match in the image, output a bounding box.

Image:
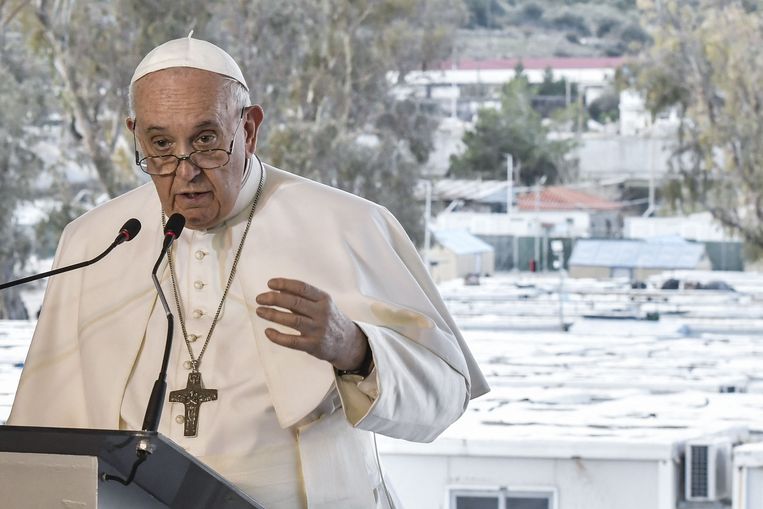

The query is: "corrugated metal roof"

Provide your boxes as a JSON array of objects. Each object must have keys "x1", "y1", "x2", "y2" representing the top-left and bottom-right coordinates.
[
  {"x1": 569, "y1": 237, "x2": 706, "y2": 269},
  {"x1": 376, "y1": 272, "x2": 763, "y2": 466},
  {"x1": 433, "y1": 179, "x2": 508, "y2": 203},
  {"x1": 516, "y1": 186, "x2": 621, "y2": 211},
  {"x1": 433, "y1": 230, "x2": 494, "y2": 255}
]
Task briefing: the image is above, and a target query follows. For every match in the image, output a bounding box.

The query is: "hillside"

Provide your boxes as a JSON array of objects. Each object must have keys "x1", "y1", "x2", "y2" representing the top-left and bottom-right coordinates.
[{"x1": 457, "y1": 0, "x2": 648, "y2": 59}]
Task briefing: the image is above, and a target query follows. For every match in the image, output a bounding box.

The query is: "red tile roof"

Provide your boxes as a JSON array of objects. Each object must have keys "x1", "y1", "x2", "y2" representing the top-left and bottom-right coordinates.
[{"x1": 516, "y1": 186, "x2": 621, "y2": 211}]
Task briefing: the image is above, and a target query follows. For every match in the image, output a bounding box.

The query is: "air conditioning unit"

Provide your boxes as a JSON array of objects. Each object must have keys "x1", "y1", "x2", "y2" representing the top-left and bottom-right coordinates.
[{"x1": 685, "y1": 438, "x2": 732, "y2": 502}]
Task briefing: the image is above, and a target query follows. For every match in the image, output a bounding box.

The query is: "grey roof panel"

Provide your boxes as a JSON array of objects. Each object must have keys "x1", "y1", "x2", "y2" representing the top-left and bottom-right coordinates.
[
  {"x1": 434, "y1": 230, "x2": 495, "y2": 255},
  {"x1": 570, "y1": 239, "x2": 705, "y2": 269}
]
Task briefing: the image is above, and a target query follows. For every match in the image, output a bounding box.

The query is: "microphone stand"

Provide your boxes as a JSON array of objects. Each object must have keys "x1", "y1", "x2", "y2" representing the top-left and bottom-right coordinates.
[
  {"x1": 105, "y1": 217, "x2": 182, "y2": 487},
  {"x1": 141, "y1": 241, "x2": 175, "y2": 432},
  {"x1": 142, "y1": 215, "x2": 184, "y2": 433},
  {"x1": 103, "y1": 241, "x2": 172, "y2": 486}
]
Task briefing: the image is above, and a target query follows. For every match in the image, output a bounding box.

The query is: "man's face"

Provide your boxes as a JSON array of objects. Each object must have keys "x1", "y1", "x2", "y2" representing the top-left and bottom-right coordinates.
[{"x1": 129, "y1": 68, "x2": 262, "y2": 230}]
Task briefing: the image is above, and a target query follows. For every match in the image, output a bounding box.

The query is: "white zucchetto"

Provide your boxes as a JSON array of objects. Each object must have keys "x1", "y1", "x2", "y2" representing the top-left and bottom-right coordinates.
[{"x1": 131, "y1": 32, "x2": 248, "y2": 91}]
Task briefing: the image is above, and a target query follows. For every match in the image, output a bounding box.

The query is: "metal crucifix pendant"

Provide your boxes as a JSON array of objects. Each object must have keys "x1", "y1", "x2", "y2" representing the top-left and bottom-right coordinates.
[{"x1": 169, "y1": 371, "x2": 218, "y2": 437}]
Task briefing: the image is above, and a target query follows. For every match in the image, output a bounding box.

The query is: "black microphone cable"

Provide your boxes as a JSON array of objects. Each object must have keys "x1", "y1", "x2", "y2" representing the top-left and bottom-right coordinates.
[{"x1": 142, "y1": 213, "x2": 186, "y2": 433}]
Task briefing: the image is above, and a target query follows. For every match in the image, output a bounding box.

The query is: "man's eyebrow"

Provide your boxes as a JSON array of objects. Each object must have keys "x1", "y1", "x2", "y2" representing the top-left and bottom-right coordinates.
[{"x1": 143, "y1": 121, "x2": 221, "y2": 134}]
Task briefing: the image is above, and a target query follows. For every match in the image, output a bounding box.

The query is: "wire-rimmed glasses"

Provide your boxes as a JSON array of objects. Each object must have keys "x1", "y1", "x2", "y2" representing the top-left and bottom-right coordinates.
[{"x1": 133, "y1": 108, "x2": 245, "y2": 176}]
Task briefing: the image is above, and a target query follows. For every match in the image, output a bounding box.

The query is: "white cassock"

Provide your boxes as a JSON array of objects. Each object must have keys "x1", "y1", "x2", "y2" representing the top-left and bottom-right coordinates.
[{"x1": 9, "y1": 160, "x2": 489, "y2": 508}]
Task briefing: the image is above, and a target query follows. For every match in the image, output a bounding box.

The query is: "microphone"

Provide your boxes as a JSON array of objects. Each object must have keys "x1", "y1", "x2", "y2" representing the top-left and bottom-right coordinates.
[
  {"x1": 0, "y1": 218, "x2": 142, "y2": 291},
  {"x1": 142, "y1": 213, "x2": 185, "y2": 432},
  {"x1": 162, "y1": 213, "x2": 185, "y2": 250},
  {"x1": 115, "y1": 218, "x2": 142, "y2": 245}
]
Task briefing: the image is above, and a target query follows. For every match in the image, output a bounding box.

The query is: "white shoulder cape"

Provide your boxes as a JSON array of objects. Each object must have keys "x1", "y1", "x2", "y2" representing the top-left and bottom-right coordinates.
[{"x1": 10, "y1": 165, "x2": 488, "y2": 430}]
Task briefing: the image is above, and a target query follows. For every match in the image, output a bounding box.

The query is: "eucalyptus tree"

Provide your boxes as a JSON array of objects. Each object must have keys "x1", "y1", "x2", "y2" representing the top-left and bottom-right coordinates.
[
  {"x1": 215, "y1": 0, "x2": 465, "y2": 245},
  {"x1": 0, "y1": 11, "x2": 49, "y2": 318},
  {"x1": 12, "y1": 0, "x2": 463, "y2": 247},
  {"x1": 634, "y1": 0, "x2": 763, "y2": 248}
]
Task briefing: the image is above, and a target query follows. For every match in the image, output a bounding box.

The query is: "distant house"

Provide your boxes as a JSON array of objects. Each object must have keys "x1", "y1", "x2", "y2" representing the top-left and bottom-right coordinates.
[
  {"x1": 625, "y1": 212, "x2": 744, "y2": 271},
  {"x1": 431, "y1": 184, "x2": 623, "y2": 271},
  {"x1": 432, "y1": 183, "x2": 622, "y2": 238},
  {"x1": 568, "y1": 237, "x2": 711, "y2": 279},
  {"x1": 515, "y1": 185, "x2": 623, "y2": 238},
  {"x1": 429, "y1": 230, "x2": 495, "y2": 283}
]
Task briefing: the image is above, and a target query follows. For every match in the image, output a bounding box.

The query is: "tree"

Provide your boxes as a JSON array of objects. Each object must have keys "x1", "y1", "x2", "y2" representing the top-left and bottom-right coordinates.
[
  {"x1": 588, "y1": 88, "x2": 620, "y2": 124},
  {"x1": 0, "y1": 9, "x2": 50, "y2": 318},
  {"x1": 215, "y1": 0, "x2": 464, "y2": 245},
  {"x1": 448, "y1": 75, "x2": 577, "y2": 185},
  {"x1": 463, "y1": 0, "x2": 504, "y2": 28},
  {"x1": 5, "y1": 0, "x2": 462, "y2": 252},
  {"x1": 17, "y1": 0, "x2": 216, "y2": 198},
  {"x1": 633, "y1": 0, "x2": 763, "y2": 248}
]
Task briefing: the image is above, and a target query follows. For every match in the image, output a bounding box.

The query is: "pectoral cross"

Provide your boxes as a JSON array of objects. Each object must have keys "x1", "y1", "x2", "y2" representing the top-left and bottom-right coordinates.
[{"x1": 169, "y1": 371, "x2": 218, "y2": 437}]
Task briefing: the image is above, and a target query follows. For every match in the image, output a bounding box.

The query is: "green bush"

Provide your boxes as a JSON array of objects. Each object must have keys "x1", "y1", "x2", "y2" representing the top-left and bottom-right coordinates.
[
  {"x1": 621, "y1": 23, "x2": 651, "y2": 45},
  {"x1": 519, "y1": 3, "x2": 544, "y2": 22},
  {"x1": 588, "y1": 91, "x2": 620, "y2": 124},
  {"x1": 596, "y1": 17, "x2": 621, "y2": 37},
  {"x1": 551, "y1": 13, "x2": 591, "y2": 36},
  {"x1": 464, "y1": 0, "x2": 505, "y2": 28}
]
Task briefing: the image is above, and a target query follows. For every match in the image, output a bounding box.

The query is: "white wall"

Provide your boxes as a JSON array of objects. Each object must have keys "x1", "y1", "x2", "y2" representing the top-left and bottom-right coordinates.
[
  {"x1": 435, "y1": 211, "x2": 592, "y2": 238},
  {"x1": 423, "y1": 117, "x2": 469, "y2": 177},
  {"x1": 625, "y1": 212, "x2": 740, "y2": 242},
  {"x1": 733, "y1": 443, "x2": 763, "y2": 509},
  {"x1": 575, "y1": 134, "x2": 674, "y2": 183},
  {"x1": 380, "y1": 453, "x2": 676, "y2": 509}
]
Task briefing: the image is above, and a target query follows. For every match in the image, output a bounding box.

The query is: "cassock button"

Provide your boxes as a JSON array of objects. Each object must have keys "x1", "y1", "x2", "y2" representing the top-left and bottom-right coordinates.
[
  {"x1": 195, "y1": 250, "x2": 206, "y2": 260},
  {"x1": 175, "y1": 415, "x2": 185, "y2": 424},
  {"x1": 192, "y1": 309, "x2": 204, "y2": 319},
  {"x1": 188, "y1": 334, "x2": 199, "y2": 342},
  {"x1": 183, "y1": 361, "x2": 192, "y2": 370},
  {"x1": 194, "y1": 281, "x2": 205, "y2": 290}
]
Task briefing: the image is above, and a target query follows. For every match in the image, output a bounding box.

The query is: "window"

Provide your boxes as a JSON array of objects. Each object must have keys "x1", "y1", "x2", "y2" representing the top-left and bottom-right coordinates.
[
  {"x1": 454, "y1": 494, "x2": 499, "y2": 509},
  {"x1": 506, "y1": 494, "x2": 551, "y2": 509},
  {"x1": 450, "y1": 487, "x2": 555, "y2": 509}
]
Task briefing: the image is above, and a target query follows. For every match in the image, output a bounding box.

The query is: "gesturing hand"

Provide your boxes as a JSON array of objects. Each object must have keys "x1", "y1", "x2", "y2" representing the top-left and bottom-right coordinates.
[{"x1": 255, "y1": 278, "x2": 369, "y2": 371}]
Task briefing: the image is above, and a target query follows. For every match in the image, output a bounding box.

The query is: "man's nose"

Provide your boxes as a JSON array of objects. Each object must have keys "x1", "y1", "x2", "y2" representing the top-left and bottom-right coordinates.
[{"x1": 175, "y1": 155, "x2": 202, "y2": 181}]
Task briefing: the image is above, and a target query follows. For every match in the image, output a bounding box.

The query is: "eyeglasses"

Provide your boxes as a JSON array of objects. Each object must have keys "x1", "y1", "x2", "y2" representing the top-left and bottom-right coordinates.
[{"x1": 132, "y1": 108, "x2": 245, "y2": 176}]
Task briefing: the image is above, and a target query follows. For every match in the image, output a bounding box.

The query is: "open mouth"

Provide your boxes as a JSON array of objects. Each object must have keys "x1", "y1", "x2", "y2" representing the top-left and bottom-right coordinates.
[{"x1": 177, "y1": 191, "x2": 211, "y2": 203}]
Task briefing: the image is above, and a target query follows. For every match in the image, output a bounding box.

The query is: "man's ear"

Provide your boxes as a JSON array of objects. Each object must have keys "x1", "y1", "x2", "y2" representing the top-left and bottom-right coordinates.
[
  {"x1": 126, "y1": 117, "x2": 136, "y2": 132},
  {"x1": 244, "y1": 105, "x2": 265, "y2": 154}
]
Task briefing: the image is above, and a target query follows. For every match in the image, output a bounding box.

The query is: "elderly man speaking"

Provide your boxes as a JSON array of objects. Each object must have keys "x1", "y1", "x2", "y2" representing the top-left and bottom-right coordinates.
[{"x1": 9, "y1": 35, "x2": 488, "y2": 508}]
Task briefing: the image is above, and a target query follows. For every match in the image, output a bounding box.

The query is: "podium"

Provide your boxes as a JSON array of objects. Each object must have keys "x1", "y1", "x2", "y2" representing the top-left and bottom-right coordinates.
[{"x1": 0, "y1": 425, "x2": 265, "y2": 508}]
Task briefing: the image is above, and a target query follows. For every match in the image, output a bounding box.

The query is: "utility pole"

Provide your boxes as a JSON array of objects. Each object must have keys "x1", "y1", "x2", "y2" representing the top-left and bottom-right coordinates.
[
  {"x1": 534, "y1": 175, "x2": 547, "y2": 272},
  {"x1": 509, "y1": 157, "x2": 521, "y2": 271},
  {"x1": 506, "y1": 154, "x2": 521, "y2": 272},
  {"x1": 423, "y1": 180, "x2": 432, "y2": 274},
  {"x1": 551, "y1": 240, "x2": 567, "y2": 332},
  {"x1": 506, "y1": 154, "x2": 513, "y2": 216}
]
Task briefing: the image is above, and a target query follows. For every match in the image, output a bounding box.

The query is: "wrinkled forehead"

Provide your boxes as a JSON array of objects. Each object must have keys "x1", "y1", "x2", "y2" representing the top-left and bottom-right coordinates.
[{"x1": 131, "y1": 68, "x2": 239, "y2": 133}]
